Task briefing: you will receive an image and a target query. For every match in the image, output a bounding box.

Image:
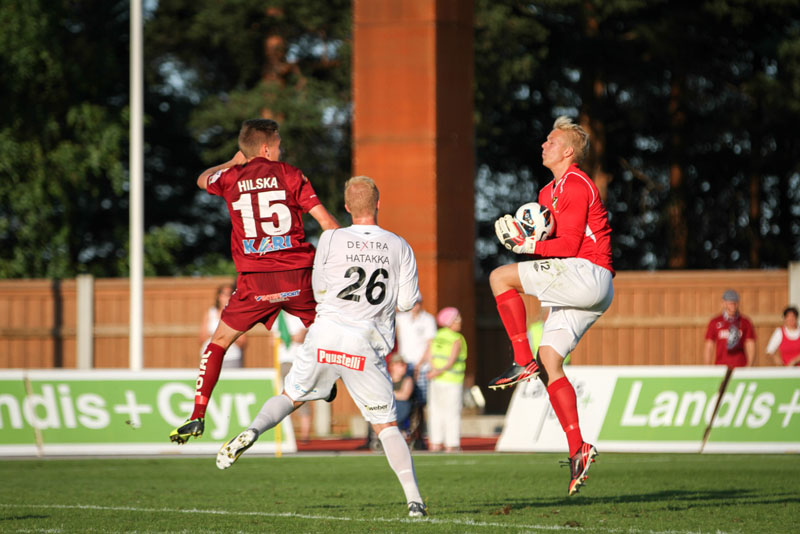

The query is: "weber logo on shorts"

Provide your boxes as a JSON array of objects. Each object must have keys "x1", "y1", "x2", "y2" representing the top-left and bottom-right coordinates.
[{"x1": 317, "y1": 349, "x2": 366, "y2": 371}]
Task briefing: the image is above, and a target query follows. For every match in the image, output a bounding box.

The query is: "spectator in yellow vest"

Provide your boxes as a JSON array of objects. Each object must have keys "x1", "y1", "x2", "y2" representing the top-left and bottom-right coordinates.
[{"x1": 420, "y1": 307, "x2": 467, "y2": 452}]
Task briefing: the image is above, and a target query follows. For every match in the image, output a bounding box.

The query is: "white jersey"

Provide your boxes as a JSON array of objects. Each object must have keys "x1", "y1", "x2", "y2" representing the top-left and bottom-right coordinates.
[
  {"x1": 395, "y1": 310, "x2": 437, "y2": 366},
  {"x1": 283, "y1": 223, "x2": 420, "y2": 423},
  {"x1": 312, "y1": 224, "x2": 420, "y2": 355}
]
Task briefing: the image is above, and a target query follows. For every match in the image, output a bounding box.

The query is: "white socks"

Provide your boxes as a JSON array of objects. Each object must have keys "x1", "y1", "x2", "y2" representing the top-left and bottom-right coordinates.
[
  {"x1": 378, "y1": 425, "x2": 422, "y2": 504},
  {"x1": 250, "y1": 394, "x2": 295, "y2": 436}
]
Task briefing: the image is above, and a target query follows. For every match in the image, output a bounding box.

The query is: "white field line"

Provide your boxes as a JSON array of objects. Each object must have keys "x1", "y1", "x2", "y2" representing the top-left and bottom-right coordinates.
[{"x1": 0, "y1": 503, "x2": 735, "y2": 534}]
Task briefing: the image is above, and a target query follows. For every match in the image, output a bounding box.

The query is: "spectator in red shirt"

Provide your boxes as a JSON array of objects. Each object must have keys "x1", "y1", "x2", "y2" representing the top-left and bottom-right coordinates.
[
  {"x1": 766, "y1": 306, "x2": 800, "y2": 366},
  {"x1": 703, "y1": 289, "x2": 756, "y2": 368},
  {"x1": 170, "y1": 118, "x2": 340, "y2": 445}
]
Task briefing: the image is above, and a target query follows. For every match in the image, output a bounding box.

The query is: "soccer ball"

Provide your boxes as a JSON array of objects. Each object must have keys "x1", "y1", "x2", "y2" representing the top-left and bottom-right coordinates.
[{"x1": 515, "y1": 202, "x2": 554, "y2": 241}]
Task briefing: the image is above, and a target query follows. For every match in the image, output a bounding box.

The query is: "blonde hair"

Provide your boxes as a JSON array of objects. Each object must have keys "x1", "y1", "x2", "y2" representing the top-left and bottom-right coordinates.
[
  {"x1": 553, "y1": 116, "x2": 590, "y2": 164},
  {"x1": 344, "y1": 175, "x2": 379, "y2": 217}
]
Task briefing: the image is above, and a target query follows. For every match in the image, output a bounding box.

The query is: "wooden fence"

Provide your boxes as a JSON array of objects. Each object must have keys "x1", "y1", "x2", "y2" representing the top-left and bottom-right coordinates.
[{"x1": 0, "y1": 270, "x2": 793, "y2": 420}]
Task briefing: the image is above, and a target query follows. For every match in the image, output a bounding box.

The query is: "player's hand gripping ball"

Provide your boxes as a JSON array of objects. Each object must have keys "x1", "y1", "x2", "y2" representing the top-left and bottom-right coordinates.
[
  {"x1": 514, "y1": 202, "x2": 554, "y2": 242},
  {"x1": 495, "y1": 214, "x2": 536, "y2": 254}
]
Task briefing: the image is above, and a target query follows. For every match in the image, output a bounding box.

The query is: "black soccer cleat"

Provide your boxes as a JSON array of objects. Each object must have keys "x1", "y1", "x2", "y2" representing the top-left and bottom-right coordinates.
[
  {"x1": 407, "y1": 501, "x2": 428, "y2": 518},
  {"x1": 561, "y1": 442, "x2": 598, "y2": 496},
  {"x1": 488, "y1": 360, "x2": 540, "y2": 390},
  {"x1": 169, "y1": 417, "x2": 204, "y2": 444},
  {"x1": 325, "y1": 382, "x2": 337, "y2": 403}
]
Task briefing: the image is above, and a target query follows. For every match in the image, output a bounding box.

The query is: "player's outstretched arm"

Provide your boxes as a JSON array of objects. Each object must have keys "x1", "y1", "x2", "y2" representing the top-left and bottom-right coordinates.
[
  {"x1": 196, "y1": 151, "x2": 248, "y2": 190},
  {"x1": 309, "y1": 204, "x2": 341, "y2": 230}
]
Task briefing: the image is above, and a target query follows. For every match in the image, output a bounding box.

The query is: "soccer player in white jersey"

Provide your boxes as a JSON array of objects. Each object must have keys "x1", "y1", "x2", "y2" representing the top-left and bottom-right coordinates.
[{"x1": 216, "y1": 175, "x2": 428, "y2": 518}]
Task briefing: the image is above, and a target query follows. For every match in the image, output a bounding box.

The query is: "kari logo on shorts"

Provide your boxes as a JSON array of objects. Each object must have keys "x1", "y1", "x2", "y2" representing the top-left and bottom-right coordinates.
[
  {"x1": 317, "y1": 349, "x2": 366, "y2": 371},
  {"x1": 242, "y1": 235, "x2": 293, "y2": 255},
  {"x1": 255, "y1": 289, "x2": 301, "y2": 303}
]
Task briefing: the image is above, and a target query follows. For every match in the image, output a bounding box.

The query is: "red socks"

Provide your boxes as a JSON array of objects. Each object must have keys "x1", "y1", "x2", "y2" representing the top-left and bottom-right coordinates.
[
  {"x1": 547, "y1": 376, "x2": 583, "y2": 456},
  {"x1": 191, "y1": 342, "x2": 225, "y2": 420},
  {"x1": 495, "y1": 289, "x2": 533, "y2": 365},
  {"x1": 496, "y1": 289, "x2": 583, "y2": 455}
]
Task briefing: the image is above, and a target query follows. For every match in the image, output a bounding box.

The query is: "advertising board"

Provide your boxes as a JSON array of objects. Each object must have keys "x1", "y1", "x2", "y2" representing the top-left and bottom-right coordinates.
[
  {"x1": 0, "y1": 369, "x2": 295, "y2": 456},
  {"x1": 496, "y1": 366, "x2": 800, "y2": 453}
]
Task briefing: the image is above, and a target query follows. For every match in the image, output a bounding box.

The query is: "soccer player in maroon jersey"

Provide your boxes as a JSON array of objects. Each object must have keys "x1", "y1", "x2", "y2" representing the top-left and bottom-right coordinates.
[
  {"x1": 491, "y1": 116, "x2": 614, "y2": 495},
  {"x1": 169, "y1": 118, "x2": 339, "y2": 444},
  {"x1": 703, "y1": 289, "x2": 756, "y2": 367}
]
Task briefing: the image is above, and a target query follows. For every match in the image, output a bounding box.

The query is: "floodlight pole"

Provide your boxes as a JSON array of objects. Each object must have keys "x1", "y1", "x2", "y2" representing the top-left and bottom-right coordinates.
[{"x1": 129, "y1": 0, "x2": 144, "y2": 371}]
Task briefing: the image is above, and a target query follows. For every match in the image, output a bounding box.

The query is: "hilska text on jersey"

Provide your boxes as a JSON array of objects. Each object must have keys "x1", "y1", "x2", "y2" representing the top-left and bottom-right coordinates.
[
  {"x1": 345, "y1": 240, "x2": 389, "y2": 264},
  {"x1": 237, "y1": 176, "x2": 279, "y2": 193}
]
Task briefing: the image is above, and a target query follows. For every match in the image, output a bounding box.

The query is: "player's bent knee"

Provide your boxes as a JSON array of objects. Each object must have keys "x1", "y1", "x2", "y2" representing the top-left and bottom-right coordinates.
[
  {"x1": 488, "y1": 267, "x2": 503, "y2": 291},
  {"x1": 372, "y1": 421, "x2": 398, "y2": 435},
  {"x1": 538, "y1": 346, "x2": 566, "y2": 381},
  {"x1": 489, "y1": 264, "x2": 521, "y2": 295}
]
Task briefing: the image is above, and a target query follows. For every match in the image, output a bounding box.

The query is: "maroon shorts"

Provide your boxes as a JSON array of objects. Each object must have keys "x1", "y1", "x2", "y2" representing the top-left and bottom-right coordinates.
[{"x1": 220, "y1": 269, "x2": 316, "y2": 332}]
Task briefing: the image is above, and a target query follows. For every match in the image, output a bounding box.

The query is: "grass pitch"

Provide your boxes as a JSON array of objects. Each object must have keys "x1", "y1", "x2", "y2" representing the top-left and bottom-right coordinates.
[{"x1": 1, "y1": 452, "x2": 798, "y2": 534}]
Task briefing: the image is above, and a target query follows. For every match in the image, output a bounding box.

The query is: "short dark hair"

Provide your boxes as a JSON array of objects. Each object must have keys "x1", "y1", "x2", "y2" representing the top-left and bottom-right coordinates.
[
  {"x1": 783, "y1": 306, "x2": 799, "y2": 318},
  {"x1": 238, "y1": 119, "x2": 279, "y2": 157}
]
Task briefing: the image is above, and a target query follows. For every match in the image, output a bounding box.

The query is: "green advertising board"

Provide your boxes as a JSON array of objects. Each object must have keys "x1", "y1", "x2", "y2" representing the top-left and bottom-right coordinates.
[
  {"x1": 599, "y1": 376, "x2": 800, "y2": 442},
  {"x1": 0, "y1": 370, "x2": 294, "y2": 456}
]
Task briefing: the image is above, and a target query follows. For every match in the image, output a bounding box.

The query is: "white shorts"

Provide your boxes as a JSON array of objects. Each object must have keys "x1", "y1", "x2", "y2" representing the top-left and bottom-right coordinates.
[
  {"x1": 518, "y1": 258, "x2": 614, "y2": 358},
  {"x1": 283, "y1": 316, "x2": 397, "y2": 424}
]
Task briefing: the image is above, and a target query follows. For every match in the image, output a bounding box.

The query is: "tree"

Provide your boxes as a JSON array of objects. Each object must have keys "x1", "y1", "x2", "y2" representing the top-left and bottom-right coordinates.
[
  {"x1": 3, "y1": 1, "x2": 799, "y2": 279},
  {"x1": 0, "y1": 0, "x2": 352, "y2": 278},
  {"x1": 473, "y1": 0, "x2": 800, "y2": 275},
  {"x1": 143, "y1": 0, "x2": 352, "y2": 275},
  {"x1": 0, "y1": 1, "x2": 129, "y2": 278}
]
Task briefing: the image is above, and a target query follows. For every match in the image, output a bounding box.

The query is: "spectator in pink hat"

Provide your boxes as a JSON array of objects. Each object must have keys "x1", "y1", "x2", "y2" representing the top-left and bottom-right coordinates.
[{"x1": 419, "y1": 306, "x2": 467, "y2": 452}]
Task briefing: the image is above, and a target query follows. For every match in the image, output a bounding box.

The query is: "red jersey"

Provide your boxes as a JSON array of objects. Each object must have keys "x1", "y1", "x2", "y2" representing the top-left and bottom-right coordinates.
[
  {"x1": 778, "y1": 328, "x2": 800, "y2": 366},
  {"x1": 705, "y1": 313, "x2": 756, "y2": 368},
  {"x1": 536, "y1": 164, "x2": 614, "y2": 275},
  {"x1": 207, "y1": 157, "x2": 321, "y2": 273}
]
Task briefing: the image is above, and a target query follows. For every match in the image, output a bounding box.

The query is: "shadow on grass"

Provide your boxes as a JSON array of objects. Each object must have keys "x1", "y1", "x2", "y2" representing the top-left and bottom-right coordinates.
[
  {"x1": 479, "y1": 488, "x2": 800, "y2": 511},
  {"x1": 0, "y1": 514, "x2": 50, "y2": 521}
]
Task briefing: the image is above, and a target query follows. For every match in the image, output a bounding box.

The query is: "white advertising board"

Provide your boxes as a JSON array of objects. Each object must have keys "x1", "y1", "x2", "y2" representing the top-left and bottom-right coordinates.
[{"x1": 496, "y1": 366, "x2": 800, "y2": 454}]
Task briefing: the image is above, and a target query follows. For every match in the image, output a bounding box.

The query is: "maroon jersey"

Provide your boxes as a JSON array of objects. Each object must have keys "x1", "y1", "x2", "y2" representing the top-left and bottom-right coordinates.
[
  {"x1": 207, "y1": 157, "x2": 321, "y2": 273},
  {"x1": 536, "y1": 164, "x2": 614, "y2": 275},
  {"x1": 705, "y1": 313, "x2": 756, "y2": 368}
]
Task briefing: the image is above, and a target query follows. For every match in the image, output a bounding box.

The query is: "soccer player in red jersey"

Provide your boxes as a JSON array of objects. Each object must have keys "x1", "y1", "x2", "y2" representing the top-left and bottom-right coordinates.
[
  {"x1": 169, "y1": 118, "x2": 339, "y2": 444},
  {"x1": 490, "y1": 116, "x2": 614, "y2": 495}
]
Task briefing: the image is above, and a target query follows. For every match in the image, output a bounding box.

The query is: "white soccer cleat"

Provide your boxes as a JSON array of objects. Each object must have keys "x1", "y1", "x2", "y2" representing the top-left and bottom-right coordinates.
[
  {"x1": 216, "y1": 428, "x2": 258, "y2": 470},
  {"x1": 407, "y1": 501, "x2": 428, "y2": 518}
]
